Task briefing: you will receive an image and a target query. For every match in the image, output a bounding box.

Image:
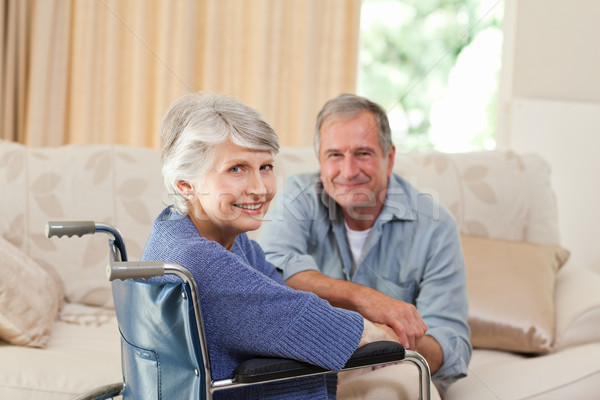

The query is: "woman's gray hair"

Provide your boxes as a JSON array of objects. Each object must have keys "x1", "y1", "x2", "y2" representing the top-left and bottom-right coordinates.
[
  {"x1": 161, "y1": 93, "x2": 280, "y2": 215},
  {"x1": 313, "y1": 93, "x2": 393, "y2": 156}
]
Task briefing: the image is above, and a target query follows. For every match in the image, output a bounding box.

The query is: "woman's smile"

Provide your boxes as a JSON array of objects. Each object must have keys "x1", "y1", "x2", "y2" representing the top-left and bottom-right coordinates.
[{"x1": 234, "y1": 202, "x2": 265, "y2": 213}]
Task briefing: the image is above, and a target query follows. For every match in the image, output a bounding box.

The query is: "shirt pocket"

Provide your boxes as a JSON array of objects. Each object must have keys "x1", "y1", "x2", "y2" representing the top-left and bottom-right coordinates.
[{"x1": 374, "y1": 279, "x2": 416, "y2": 303}]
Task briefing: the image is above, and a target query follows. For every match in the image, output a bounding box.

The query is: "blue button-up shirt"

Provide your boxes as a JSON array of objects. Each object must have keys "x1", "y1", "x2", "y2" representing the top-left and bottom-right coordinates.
[{"x1": 258, "y1": 172, "x2": 471, "y2": 388}]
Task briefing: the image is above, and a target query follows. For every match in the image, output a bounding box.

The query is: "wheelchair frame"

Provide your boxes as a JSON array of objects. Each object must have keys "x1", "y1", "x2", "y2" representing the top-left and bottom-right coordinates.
[{"x1": 47, "y1": 221, "x2": 431, "y2": 400}]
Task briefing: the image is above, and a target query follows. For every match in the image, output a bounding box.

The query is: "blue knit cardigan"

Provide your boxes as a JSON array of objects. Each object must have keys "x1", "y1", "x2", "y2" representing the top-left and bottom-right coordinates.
[{"x1": 141, "y1": 207, "x2": 364, "y2": 399}]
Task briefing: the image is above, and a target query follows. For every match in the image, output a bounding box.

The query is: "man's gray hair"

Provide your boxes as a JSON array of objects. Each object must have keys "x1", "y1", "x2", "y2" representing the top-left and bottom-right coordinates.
[
  {"x1": 314, "y1": 93, "x2": 393, "y2": 156},
  {"x1": 160, "y1": 93, "x2": 280, "y2": 215}
]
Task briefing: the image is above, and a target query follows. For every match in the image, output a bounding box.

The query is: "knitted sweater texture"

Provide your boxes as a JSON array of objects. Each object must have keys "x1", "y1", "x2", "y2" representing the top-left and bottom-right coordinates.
[{"x1": 141, "y1": 207, "x2": 363, "y2": 399}]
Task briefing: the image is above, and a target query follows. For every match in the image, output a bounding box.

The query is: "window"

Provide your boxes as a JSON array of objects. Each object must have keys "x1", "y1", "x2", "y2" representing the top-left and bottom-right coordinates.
[{"x1": 358, "y1": 0, "x2": 503, "y2": 152}]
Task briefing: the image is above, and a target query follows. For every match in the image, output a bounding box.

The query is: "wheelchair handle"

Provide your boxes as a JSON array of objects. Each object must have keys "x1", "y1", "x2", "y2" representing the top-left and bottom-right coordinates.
[
  {"x1": 46, "y1": 221, "x2": 96, "y2": 238},
  {"x1": 107, "y1": 261, "x2": 165, "y2": 281},
  {"x1": 46, "y1": 220, "x2": 128, "y2": 261}
]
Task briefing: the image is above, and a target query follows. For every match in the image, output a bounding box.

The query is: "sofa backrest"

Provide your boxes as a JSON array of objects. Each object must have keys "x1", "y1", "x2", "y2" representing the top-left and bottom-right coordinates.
[
  {"x1": 269, "y1": 147, "x2": 560, "y2": 245},
  {"x1": 0, "y1": 141, "x2": 166, "y2": 307},
  {"x1": 0, "y1": 140, "x2": 560, "y2": 307}
]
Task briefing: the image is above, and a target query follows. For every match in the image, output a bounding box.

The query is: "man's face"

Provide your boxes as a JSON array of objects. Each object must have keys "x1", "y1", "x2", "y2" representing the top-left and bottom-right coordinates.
[{"x1": 318, "y1": 111, "x2": 395, "y2": 225}]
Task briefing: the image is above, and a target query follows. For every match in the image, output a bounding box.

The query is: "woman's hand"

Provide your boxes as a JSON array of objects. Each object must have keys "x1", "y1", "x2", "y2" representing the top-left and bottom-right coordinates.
[
  {"x1": 359, "y1": 319, "x2": 413, "y2": 371},
  {"x1": 358, "y1": 318, "x2": 402, "y2": 347}
]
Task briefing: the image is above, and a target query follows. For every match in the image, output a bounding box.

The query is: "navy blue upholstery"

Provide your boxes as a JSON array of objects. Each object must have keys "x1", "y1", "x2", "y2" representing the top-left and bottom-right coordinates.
[{"x1": 112, "y1": 279, "x2": 205, "y2": 400}]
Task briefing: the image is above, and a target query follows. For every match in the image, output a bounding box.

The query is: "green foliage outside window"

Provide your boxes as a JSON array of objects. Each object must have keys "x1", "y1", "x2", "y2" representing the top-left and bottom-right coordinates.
[{"x1": 358, "y1": 0, "x2": 503, "y2": 152}]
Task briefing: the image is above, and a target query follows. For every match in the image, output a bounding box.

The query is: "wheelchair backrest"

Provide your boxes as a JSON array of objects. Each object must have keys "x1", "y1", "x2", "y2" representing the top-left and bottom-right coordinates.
[{"x1": 112, "y1": 279, "x2": 208, "y2": 400}]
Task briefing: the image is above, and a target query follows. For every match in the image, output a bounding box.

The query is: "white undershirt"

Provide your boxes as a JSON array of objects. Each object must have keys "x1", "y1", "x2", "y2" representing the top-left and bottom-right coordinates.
[{"x1": 344, "y1": 221, "x2": 372, "y2": 274}]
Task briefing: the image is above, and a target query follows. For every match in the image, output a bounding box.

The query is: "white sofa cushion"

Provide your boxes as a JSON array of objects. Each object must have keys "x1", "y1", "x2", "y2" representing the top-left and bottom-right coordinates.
[
  {"x1": 0, "y1": 236, "x2": 64, "y2": 347},
  {"x1": 445, "y1": 343, "x2": 600, "y2": 400},
  {"x1": 0, "y1": 302, "x2": 121, "y2": 399},
  {"x1": 554, "y1": 263, "x2": 600, "y2": 350}
]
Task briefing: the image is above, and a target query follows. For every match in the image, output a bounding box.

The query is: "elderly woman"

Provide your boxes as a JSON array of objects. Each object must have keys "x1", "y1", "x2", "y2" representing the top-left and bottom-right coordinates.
[{"x1": 141, "y1": 93, "x2": 398, "y2": 400}]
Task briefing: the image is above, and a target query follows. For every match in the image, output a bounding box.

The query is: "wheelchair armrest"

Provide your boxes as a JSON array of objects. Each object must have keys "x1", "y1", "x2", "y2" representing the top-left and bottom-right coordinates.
[
  {"x1": 234, "y1": 341, "x2": 405, "y2": 384},
  {"x1": 234, "y1": 357, "x2": 328, "y2": 384},
  {"x1": 343, "y1": 340, "x2": 405, "y2": 368}
]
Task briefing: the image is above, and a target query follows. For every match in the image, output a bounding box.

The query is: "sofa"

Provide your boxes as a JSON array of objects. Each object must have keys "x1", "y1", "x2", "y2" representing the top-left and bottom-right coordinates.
[{"x1": 1, "y1": 139, "x2": 599, "y2": 399}]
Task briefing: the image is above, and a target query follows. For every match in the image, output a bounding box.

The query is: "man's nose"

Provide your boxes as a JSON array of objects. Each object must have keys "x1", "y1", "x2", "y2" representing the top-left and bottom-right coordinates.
[{"x1": 340, "y1": 155, "x2": 359, "y2": 178}]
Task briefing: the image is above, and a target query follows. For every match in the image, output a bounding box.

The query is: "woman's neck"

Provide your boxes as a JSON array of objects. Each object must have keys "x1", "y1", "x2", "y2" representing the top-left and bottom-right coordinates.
[{"x1": 188, "y1": 213, "x2": 237, "y2": 251}]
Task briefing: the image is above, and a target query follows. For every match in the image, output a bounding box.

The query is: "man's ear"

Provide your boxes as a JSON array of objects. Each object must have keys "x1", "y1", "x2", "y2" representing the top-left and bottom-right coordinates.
[
  {"x1": 386, "y1": 145, "x2": 396, "y2": 177},
  {"x1": 176, "y1": 180, "x2": 194, "y2": 197}
]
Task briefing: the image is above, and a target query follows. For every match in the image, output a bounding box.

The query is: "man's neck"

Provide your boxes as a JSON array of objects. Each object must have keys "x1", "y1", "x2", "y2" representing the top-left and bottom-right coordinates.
[{"x1": 342, "y1": 203, "x2": 383, "y2": 231}]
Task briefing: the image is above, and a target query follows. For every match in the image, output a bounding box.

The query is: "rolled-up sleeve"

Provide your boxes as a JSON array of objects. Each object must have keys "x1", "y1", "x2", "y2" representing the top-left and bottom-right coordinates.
[{"x1": 418, "y1": 216, "x2": 472, "y2": 388}]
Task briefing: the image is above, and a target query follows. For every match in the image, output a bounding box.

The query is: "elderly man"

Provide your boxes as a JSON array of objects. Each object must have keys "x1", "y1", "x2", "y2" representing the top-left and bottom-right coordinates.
[{"x1": 258, "y1": 93, "x2": 471, "y2": 396}]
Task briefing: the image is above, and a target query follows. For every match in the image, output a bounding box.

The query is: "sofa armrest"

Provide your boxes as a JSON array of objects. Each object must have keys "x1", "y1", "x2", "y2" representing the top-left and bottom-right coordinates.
[{"x1": 553, "y1": 262, "x2": 600, "y2": 350}]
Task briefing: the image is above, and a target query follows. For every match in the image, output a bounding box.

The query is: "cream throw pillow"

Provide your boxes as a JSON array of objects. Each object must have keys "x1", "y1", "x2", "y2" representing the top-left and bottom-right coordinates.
[
  {"x1": 462, "y1": 234, "x2": 570, "y2": 353},
  {"x1": 0, "y1": 236, "x2": 64, "y2": 347}
]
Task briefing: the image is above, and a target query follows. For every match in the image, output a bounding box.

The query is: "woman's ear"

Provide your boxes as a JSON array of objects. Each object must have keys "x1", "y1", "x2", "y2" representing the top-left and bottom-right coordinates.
[{"x1": 176, "y1": 180, "x2": 194, "y2": 197}]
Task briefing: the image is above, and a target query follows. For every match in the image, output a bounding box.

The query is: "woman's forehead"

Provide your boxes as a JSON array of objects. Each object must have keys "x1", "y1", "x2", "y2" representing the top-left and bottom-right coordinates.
[{"x1": 212, "y1": 140, "x2": 273, "y2": 163}]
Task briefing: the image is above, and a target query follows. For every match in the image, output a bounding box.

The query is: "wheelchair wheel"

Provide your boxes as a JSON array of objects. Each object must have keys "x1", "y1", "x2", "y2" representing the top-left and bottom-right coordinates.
[{"x1": 72, "y1": 382, "x2": 123, "y2": 400}]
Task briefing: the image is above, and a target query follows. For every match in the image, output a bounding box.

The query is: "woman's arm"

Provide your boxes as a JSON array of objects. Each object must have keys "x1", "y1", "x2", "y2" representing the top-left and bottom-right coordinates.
[{"x1": 289, "y1": 270, "x2": 427, "y2": 350}]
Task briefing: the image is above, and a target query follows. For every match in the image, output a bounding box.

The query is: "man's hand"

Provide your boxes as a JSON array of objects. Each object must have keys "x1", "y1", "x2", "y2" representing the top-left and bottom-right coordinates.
[
  {"x1": 354, "y1": 285, "x2": 427, "y2": 350},
  {"x1": 286, "y1": 270, "x2": 427, "y2": 349}
]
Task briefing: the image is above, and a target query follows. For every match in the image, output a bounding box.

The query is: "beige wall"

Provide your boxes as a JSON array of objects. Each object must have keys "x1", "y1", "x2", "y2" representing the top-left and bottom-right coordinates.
[
  {"x1": 498, "y1": 0, "x2": 600, "y2": 272},
  {"x1": 512, "y1": 0, "x2": 600, "y2": 103}
]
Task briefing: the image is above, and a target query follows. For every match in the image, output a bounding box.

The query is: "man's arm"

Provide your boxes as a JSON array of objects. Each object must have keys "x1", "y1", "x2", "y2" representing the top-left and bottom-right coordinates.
[
  {"x1": 287, "y1": 270, "x2": 442, "y2": 373},
  {"x1": 410, "y1": 216, "x2": 471, "y2": 385},
  {"x1": 415, "y1": 335, "x2": 443, "y2": 374}
]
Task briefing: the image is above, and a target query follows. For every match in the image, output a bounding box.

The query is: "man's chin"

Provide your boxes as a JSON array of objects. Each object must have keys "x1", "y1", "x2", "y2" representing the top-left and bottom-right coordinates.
[{"x1": 337, "y1": 193, "x2": 375, "y2": 207}]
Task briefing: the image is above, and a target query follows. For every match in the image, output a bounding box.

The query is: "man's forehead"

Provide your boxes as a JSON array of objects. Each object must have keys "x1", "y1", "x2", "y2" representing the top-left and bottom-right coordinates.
[
  {"x1": 321, "y1": 142, "x2": 378, "y2": 153},
  {"x1": 321, "y1": 110, "x2": 376, "y2": 128},
  {"x1": 320, "y1": 124, "x2": 381, "y2": 151}
]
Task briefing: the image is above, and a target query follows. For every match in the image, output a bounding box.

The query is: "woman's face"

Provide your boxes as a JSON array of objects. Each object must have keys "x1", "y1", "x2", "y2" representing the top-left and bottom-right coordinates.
[{"x1": 184, "y1": 140, "x2": 276, "y2": 248}]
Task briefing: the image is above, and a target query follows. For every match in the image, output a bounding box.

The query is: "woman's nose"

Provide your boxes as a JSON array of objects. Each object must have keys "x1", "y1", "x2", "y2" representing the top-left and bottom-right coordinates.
[{"x1": 247, "y1": 171, "x2": 267, "y2": 195}]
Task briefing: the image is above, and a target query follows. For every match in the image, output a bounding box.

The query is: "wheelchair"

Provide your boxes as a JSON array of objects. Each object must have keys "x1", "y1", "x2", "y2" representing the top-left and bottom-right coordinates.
[{"x1": 46, "y1": 221, "x2": 431, "y2": 400}]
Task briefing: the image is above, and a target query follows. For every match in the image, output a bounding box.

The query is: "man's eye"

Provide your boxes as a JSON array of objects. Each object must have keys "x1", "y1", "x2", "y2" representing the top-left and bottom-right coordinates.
[
  {"x1": 260, "y1": 164, "x2": 274, "y2": 171},
  {"x1": 229, "y1": 166, "x2": 241, "y2": 173}
]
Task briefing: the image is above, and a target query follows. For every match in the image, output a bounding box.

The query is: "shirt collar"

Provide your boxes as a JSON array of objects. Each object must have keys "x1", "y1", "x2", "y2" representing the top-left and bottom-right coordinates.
[{"x1": 317, "y1": 174, "x2": 417, "y2": 225}]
